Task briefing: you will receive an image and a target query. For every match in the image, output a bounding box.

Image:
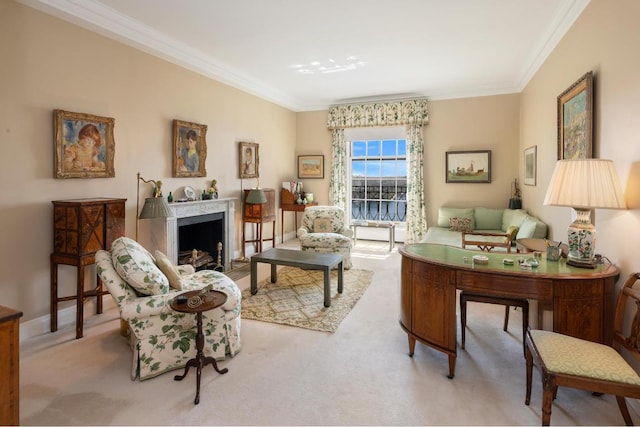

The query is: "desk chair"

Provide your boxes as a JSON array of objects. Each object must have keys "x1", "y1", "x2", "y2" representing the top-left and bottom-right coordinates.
[
  {"x1": 525, "y1": 272, "x2": 640, "y2": 426},
  {"x1": 460, "y1": 236, "x2": 529, "y2": 356}
]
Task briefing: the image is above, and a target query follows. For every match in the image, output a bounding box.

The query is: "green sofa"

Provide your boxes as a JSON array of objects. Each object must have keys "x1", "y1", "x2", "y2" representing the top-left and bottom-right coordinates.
[{"x1": 421, "y1": 207, "x2": 547, "y2": 251}]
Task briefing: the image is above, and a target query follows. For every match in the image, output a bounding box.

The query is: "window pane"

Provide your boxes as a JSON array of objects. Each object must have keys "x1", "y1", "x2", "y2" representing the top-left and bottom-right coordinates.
[
  {"x1": 352, "y1": 160, "x2": 365, "y2": 177},
  {"x1": 398, "y1": 139, "x2": 406, "y2": 156},
  {"x1": 366, "y1": 161, "x2": 381, "y2": 177},
  {"x1": 367, "y1": 140, "x2": 381, "y2": 156},
  {"x1": 381, "y1": 159, "x2": 397, "y2": 176},
  {"x1": 382, "y1": 140, "x2": 396, "y2": 156},
  {"x1": 352, "y1": 141, "x2": 366, "y2": 157}
]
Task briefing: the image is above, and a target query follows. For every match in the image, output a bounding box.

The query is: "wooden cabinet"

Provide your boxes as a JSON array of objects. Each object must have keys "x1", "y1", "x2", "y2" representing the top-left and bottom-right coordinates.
[
  {"x1": 242, "y1": 189, "x2": 275, "y2": 254},
  {"x1": 0, "y1": 306, "x2": 22, "y2": 426},
  {"x1": 51, "y1": 198, "x2": 126, "y2": 339}
]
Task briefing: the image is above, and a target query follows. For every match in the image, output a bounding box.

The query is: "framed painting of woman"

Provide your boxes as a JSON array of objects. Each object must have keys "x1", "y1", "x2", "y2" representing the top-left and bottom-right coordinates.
[{"x1": 173, "y1": 119, "x2": 207, "y2": 177}]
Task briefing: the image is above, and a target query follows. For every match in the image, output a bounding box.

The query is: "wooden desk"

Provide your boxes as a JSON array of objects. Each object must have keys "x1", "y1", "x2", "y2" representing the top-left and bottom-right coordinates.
[
  {"x1": 281, "y1": 186, "x2": 317, "y2": 243},
  {"x1": 399, "y1": 243, "x2": 619, "y2": 379},
  {"x1": 243, "y1": 189, "x2": 275, "y2": 255}
]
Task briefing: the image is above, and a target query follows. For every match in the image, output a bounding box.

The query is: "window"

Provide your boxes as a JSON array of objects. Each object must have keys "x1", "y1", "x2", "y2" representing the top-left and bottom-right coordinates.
[{"x1": 350, "y1": 137, "x2": 407, "y2": 223}]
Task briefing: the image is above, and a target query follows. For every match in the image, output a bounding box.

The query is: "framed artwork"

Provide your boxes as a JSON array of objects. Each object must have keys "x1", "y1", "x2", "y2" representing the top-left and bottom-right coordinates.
[
  {"x1": 524, "y1": 145, "x2": 537, "y2": 186},
  {"x1": 239, "y1": 141, "x2": 259, "y2": 179},
  {"x1": 298, "y1": 155, "x2": 324, "y2": 179},
  {"x1": 173, "y1": 120, "x2": 207, "y2": 177},
  {"x1": 557, "y1": 71, "x2": 593, "y2": 160},
  {"x1": 445, "y1": 150, "x2": 491, "y2": 183},
  {"x1": 53, "y1": 109, "x2": 115, "y2": 179}
]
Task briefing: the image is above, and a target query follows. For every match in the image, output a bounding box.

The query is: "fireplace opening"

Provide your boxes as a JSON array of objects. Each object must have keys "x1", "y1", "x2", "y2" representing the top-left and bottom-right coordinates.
[{"x1": 177, "y1": 212, "x2": 225, "y2": 271}]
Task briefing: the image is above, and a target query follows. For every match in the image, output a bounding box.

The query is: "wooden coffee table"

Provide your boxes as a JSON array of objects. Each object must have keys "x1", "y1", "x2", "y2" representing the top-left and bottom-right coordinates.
[
  {"x1": 170, "y1": 289, "x2": 228, "y2": 405},
  {"x1": 250, "y1": 248, "x2": 343, "y2": 307}
]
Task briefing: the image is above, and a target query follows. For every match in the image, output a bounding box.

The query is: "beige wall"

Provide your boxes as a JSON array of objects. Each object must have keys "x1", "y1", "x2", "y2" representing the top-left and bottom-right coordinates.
[
  {"x1": 0, "y1": 2, "x2": 296, "y2": 324},
  {"x1": 297, "y1": 94, "x2": 521, "y2": 227},
  {"x1": 520, "y1": 0, "x2": 640, "y2": 279},
  {"x1": 4, "y1": 0, "x2": 640, "y2": 335}
]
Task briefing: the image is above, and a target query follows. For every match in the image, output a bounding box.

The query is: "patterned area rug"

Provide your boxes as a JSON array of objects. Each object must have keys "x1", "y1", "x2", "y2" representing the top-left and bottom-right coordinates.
[{"x1": 241, "y1": 267, "x2": 374, "y2": 333}]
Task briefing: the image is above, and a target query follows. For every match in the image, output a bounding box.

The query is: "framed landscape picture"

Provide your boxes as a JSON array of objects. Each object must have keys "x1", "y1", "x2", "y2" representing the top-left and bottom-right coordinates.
[
  {"x1": 524, "y1": 145, "x2": 537, "y2": 186},
  {"x1": 445, "y1": 150, "x2": 491, "y2": 183},
  {"x1": 557, "y1": 71, "x2": 593, "y2": 160},
  {"x1": 53, "y1": 109, "x2": 115, "y2": 179},
  {"x1": 298, "y1": 155, "x2": 324, "y2": 179},
  {"x1": 173, "y1": 119, "x2": 207, "y2": 177}
]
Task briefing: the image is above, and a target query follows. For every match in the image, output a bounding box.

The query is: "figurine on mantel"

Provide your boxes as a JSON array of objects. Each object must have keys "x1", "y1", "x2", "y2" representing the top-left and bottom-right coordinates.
[{"x1": 206, "y1": 179, "x2": 218, "y2": 199}]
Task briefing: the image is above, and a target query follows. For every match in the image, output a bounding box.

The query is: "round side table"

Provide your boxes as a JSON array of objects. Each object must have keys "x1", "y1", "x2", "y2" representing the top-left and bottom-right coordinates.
[{"x1": 170, "y1": 289, "x2": 228, "y2": 405}]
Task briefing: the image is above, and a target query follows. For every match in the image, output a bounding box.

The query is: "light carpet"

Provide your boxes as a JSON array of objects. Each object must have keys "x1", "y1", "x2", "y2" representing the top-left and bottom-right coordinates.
[{"x1": 241, "y1": 266, "x2": 373, "y2": 332}]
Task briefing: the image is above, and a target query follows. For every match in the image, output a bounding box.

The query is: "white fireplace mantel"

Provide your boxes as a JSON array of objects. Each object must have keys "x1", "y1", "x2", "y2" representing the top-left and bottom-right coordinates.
[{"x1": 142, "y1": 197, "x2": 236, "y2": 271}]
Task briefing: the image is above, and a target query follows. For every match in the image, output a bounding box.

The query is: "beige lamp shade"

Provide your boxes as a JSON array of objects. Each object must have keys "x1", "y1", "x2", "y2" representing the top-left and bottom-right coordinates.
[
  {"x1": 543, "y1": 159, "x2": 626, "y2": 210},
  {"x1": 139, "y1": 197, "x2": 173, "y2": 219},
  {"x1": 543, "y1": 159, "x2": 625, "y2": 266}
]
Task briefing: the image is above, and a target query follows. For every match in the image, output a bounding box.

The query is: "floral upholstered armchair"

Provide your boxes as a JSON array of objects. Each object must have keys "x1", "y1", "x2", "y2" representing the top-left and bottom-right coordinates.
[
  {"x1": 95, "y1": 237, "x2": 241, "y2": 380},
  {"x1": 297, "y1": 205, "x2": 353, "y2": 269}
]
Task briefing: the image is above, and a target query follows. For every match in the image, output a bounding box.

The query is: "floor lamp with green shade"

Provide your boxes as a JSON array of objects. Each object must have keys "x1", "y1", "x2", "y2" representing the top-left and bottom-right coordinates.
[{"x1": 136, "y1": 172, "x2": 173, "y2": 241}]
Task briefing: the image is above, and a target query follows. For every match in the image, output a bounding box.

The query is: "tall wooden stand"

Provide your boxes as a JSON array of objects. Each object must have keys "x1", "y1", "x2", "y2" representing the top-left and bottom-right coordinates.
[
  {"x1": 50, "y1": 198, "x2": 126, "y2": 339},
  {"x1": 242, "y1": 189, "x2": 276, "y2": 255},
  {"x1": 0, "y1": 306, "x2": 22, "y2": 425}
]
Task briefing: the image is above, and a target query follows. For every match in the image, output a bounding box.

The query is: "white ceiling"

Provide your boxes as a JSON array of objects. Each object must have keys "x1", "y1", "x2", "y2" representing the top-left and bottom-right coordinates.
[{"x1": 20, "y1": 0, "x2": 589, "y2": 111}]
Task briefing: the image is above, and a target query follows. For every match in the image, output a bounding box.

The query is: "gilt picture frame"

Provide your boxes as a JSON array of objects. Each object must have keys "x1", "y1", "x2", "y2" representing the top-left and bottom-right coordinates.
[
  {"x1": 557, "y1": 71, "x2": 593, "y2": 160},
  {"x1": 445, "y1": 150, "x2": 491, "y2": 183},
  {"x1": 239, "y1": 141, "x2": 259, "y2": 179},
  {"x1": 524, "y1": 145, "x2": 537, "y2": 186},
  {"x1": 53, "y1": 109, "x2": 115, "y2": 179},
  {"x1": 173, "y1": 119, "x2": 207, "y2": 177},
  {"x1": 298, "y1": 155, "x2": 324, "y2": 179}
]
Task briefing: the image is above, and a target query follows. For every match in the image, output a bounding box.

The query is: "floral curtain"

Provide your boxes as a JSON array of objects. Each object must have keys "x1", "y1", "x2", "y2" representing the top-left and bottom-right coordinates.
[
  {"x1": 327, "y1": 98, "x2": 429, "y2": 242},
  {"x1": 405, "y1": 124, "x2": 426, "y2": 243},
  {"x1": 328, "y1": 129, "x2": 348, "y2": 209}
]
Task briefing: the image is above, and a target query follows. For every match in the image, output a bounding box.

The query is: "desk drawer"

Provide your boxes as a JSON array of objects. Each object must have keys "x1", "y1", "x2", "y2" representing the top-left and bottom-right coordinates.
[{"x1": 457, "y1": 271, "x2": 553, "y2": 301}]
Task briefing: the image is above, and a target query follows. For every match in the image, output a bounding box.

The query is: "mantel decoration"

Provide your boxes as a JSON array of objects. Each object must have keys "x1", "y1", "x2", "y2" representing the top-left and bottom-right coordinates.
[
  {"x1": 557, "y1": 71, "x2": 593, "y2": 160},
  {"x1": 173, "y1": 119, "x2": 207, "y2": 177},
  {"x1": 509, "y1": 178, "x2": 522, "y2": 209},
  {"x1": 53, "y1": 109, "x2": 115, "y2": 179},
  {"x1": 239, "y1": 141, "x2": 259, "y2": 179},
  {"x1": 298, "y1": 155, "x2": 324, "y2": 179},
  {"x1": 445, "y1": 150, "x2": 491, "y2": 183},
  {"x1": 204, "y1": 179, "x2": 218, "y2": 199}
]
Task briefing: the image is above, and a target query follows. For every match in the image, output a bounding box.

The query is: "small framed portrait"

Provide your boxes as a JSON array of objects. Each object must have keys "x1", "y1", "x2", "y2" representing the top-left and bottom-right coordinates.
[
  {"x1": 239, "y1": 141, "x2": 259, "y2": 179},
  {"x1": 557, "y1": 71, "x2": 593, "y2": 160},
  {"x1": 53, "y1": 109, "x2": 115, "y2": 179},
  {"x1": 298, "y1": 155, "x2": 324, "y2": 179},
  {"x1": 173, "y1": 119, "x2": 207, "y2": 177}
]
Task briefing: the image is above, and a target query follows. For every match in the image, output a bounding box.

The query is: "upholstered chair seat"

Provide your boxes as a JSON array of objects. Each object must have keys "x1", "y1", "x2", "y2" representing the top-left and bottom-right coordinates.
[
  {"x1": 96, "y1": 237, "x2": 241, "y2": 380},
  {"x1": 297, "y1": 205, "x2": 353, "y2": 269}
]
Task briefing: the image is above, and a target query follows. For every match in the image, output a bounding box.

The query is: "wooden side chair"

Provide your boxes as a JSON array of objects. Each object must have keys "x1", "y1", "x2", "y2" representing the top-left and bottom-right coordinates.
[
  {"x1": 525, "y1": 272, "x2": 640, "y2": 426},
  {"x1": 460, "y1": 236, "x2": 529, "y2": 356}
]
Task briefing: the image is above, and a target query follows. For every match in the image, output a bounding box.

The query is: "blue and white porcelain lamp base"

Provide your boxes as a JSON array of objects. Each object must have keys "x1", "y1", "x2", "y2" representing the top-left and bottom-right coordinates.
[{"x1": 567, "y1": 208, "x2": 596, "y2": 266}]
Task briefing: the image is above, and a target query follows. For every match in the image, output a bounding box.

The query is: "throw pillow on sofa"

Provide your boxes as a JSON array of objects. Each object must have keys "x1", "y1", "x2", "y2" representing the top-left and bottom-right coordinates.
[
  {"x1": 111, "y1": 237, "x2": 170, "y2": 296},
  {"x1": 438, "y1": 207, "x2": 475, "y2": 229},
  {"x1": 449, "y1": 217, "x2": 473, "y2": 232}
]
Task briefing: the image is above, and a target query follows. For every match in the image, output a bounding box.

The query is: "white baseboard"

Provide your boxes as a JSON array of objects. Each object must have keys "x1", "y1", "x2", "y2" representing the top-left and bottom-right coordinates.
[{"x1": 20, "y1": 298, "x2": 117, "y2": 343}]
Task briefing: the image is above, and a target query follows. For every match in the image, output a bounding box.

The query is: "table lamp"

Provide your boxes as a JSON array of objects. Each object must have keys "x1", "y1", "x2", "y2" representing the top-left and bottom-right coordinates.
[
  {"x1": 543, "y1": 159, "x2": 626, "y2": 268},
  {"x1": 136, "y1": 172, "x2": 173, "y2": 240}
]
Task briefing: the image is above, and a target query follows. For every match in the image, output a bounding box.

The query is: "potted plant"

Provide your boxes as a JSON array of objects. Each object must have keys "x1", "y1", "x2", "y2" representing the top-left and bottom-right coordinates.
[{"x1": 509, "y1": 178, "x2": 522, "y2": 209}]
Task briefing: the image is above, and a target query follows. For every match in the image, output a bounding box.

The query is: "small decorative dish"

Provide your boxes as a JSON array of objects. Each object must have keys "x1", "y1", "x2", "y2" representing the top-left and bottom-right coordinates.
[
  {"x1": 502, "y1": 258, "x2": 515, "y2": 266},
  {"x1": 184, "y1": 186, "x2": 196, "y2": 200},
  {"x1": 520, "y1": 263, "x2": 532, "y2": 270},
  {"x1": 472, "y1": 255, "x2": 489, "y2": 265}
]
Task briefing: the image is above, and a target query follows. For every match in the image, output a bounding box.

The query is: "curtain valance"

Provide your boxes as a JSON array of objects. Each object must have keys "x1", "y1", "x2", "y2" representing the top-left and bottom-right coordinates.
[{"x1": 326, "y1": 98, "x2": 429, "y2": 129}]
